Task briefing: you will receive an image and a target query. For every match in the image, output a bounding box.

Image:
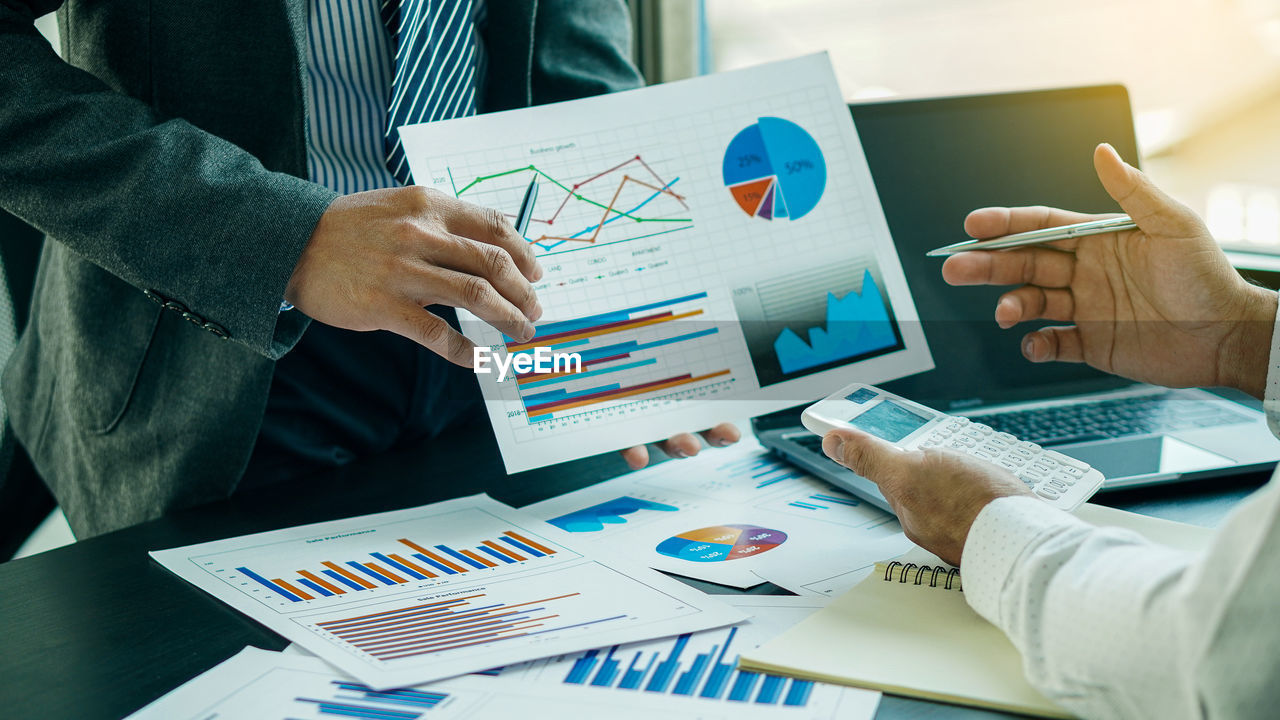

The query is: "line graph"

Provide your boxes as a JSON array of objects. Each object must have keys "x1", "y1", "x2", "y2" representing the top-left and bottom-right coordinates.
[{"x1": 450, "y1": 155, "x2": 693, "y2": 254}]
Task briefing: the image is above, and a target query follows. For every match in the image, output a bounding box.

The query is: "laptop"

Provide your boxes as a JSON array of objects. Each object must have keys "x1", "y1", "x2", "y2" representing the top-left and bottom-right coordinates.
[{"x1": 758, "y1": 85, "x2": 1280, "y2": 513}]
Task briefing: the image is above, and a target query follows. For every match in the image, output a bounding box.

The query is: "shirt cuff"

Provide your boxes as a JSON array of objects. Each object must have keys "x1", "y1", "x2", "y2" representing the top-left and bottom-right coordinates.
[
  {"x1": 960, "y1": 496, "x2": 1088, "y2": 626},
  {"x1": 1263, "y1": 290, "x2": 1280, "y2": 434}
]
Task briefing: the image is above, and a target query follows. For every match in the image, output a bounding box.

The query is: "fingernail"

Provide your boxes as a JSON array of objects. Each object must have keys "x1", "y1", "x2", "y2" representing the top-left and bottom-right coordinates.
[
  {"x1": 1023, "y1": 336, "x2": 1037, "y2": 360},
  {"x1": 822, "y1": 433, "x2": 843, "y2": 459}
]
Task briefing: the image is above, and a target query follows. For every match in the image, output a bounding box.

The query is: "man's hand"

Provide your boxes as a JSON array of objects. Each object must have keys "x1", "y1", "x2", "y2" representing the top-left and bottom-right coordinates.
[
  {"x1": 943, "y1": 144, "x2": 1277, "y2": 398},
  {"x1": 822, "y1": 428, "x2": 1031, "y2": 565},
  {"x1": 286, "y1": 187, "x2": 544, "y2": 366},
  {"x1": 620, "y1": 423, "x2": 742, "y2": 470}
]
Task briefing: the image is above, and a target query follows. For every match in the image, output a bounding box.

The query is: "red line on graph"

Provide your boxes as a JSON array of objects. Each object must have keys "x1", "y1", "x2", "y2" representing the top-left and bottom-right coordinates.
[
  {"x1": 531, "y1": 175, "x2": 678, "y2": 246},
  {"x1": 532, "y1": 155, "x2": 687, "y2": 228}
]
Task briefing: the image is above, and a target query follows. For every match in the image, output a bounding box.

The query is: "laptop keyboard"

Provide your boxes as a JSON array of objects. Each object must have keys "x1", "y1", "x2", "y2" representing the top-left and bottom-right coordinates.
[
  {"x1": 968, "y1": 393, "x2": 1251, "y2": 446},
  {"x1": 786, "y1": 392, "x2": 1252, "y2": 458}
]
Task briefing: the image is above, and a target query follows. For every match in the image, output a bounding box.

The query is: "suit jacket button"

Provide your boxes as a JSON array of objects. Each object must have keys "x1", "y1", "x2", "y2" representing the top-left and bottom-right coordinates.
[
  {"x1": 203, "y1": 322, "x2": 229, "y2": 339},
  {"x1": 162, "y1": 299, "x2": 189, "y2": 314},
  {"x1": 181, "y1": 311, "x2": 204, "y2": 326},
  {"x1": 143, "y1": 289, "x2": 165, "y2": 305}
]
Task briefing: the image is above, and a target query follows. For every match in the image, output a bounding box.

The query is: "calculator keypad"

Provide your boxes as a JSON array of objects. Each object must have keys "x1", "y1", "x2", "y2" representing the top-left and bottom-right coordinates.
[{"x1": 917, "y1": 420, "x2": 1094, "y2": 504}]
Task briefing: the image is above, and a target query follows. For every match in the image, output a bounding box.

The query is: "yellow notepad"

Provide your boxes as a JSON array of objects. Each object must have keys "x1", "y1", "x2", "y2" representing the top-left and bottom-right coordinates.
[{"x1": 739, "y1": 504, "x2": 1212, "y2": 718}]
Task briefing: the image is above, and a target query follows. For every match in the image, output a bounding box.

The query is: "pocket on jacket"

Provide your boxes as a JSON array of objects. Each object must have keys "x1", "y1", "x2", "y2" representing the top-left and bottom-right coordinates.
[{"x1": 50, "y1": 251, "x2": 164, "y2": 434}]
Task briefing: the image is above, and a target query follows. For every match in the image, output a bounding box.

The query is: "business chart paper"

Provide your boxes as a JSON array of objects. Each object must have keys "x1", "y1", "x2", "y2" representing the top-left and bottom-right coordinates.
[
  {"x1": 127, "y1": 647, "x2": 843, "y2": 720},
  {"x1": 399, "y1": 54, "x2": 932, "y2": 472},
  {"x1": 525, "y1": 438, "x2": 913, "y2": 589},
  {"x1": 150, "y1": 495, "x2": 746, "y2": 689},
  {"x1": 475, "y1": 595, "x2": 881, "y2": 719}
]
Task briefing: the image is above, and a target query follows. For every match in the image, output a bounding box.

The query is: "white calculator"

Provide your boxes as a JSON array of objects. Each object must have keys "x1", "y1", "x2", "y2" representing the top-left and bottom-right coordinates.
[{"x1": 802, "y1": 382, "x2": 1106, "y2": 510}]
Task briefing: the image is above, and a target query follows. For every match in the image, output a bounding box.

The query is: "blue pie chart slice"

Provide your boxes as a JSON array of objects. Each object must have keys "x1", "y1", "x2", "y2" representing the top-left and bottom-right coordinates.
[{"x1": 723, "y1": 117, "x2": 826, "y2": 220}]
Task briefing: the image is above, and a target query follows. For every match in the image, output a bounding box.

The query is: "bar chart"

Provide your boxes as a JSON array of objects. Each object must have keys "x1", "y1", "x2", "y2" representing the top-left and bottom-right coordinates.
[
  {"x1": 637, "y1": 445, "x2": 807, "y2": 505},
  {"x1": 235, "y1": 529, "x2": 557, "y2": 603},
  {"x1": 506, "y1": 292, "x2": 734, "y2": 423},
  {"x1": 315, "y1": 591, "x2": 625, "y2": 662},
  {"x1": 479, "y1": 597, "x2": 881, "y2": 718},
  {"x1": 563, "y1": 626, "x2": 813, "y2": 705},
  {"x1": 154, "y1": 497, "x2": 745, "y2": 688},
  {"x1": 295, "y1": 680, "x2": 450, "y2": 718},
  {"x1": 788, "y1": 493, "x2": 863, "y2": 512}
]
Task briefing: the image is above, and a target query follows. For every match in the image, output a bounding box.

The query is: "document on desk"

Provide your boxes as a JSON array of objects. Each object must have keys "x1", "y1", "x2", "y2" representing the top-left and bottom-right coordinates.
[
  {"x1": 280, "y1": 595, "x2": 882, "y2": 719},
  {"x1": 127, "y1": 646, "x2": 873, "y2": 720},
  {"x1": 524, "y1": 438, "x2": 912, "y2": 589},
  {"x1": 398, "y1": 53, "x2": 931, "y2": 473},
  {"x1": 149, "y1": 495, "x2": 746, "y2": 689}
]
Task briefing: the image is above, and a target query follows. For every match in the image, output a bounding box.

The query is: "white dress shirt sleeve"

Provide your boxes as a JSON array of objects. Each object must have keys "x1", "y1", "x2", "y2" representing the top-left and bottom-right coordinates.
[{"x1": 960, "y1": 292, "x2": 1280, "y2": 720}]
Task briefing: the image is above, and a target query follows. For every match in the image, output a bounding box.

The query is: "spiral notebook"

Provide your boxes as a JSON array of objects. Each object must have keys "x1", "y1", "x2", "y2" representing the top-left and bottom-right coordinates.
[{"x1": 738, "y1": 505, "x2": 1213, "y2": 718}]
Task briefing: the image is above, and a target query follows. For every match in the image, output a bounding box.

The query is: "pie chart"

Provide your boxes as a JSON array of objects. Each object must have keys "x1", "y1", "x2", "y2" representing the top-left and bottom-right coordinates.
[
  {"x1": 722, "y1": 117, "x2": 827, "y2": 221},
  {"x1": 655, "y1": 524, "x2": 787, "y2": 563}
]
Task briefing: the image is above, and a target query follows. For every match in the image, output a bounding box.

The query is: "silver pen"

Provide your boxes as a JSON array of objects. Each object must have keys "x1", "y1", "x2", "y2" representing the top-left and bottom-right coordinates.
[{"x1": 926, "y1": 214, "x2": 1137, "y2": 257}]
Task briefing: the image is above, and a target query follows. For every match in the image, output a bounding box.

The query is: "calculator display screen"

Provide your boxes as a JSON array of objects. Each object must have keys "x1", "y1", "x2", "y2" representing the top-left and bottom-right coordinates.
[{"x1": 848, "y1": 400, "x2": 934, "y2": 442}]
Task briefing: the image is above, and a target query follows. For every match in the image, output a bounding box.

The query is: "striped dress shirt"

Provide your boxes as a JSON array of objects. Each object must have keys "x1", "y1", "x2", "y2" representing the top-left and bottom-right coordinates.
[{"x1": 302, "y1": 0, "x2": 486, "y2": 195}]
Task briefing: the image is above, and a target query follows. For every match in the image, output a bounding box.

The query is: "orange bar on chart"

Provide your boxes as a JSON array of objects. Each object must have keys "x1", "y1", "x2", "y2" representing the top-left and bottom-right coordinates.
[
  {"x1": 273, "y1": 578, "x2": 314, "y2": 600},
  {"x1": 297, "y1": 570, "x2": 346, "y2": 595},
  {"x1": 503, "y1": 530, "x2": 557, "y2": 556},
  {"x1": 459, "y1": 549, "x2": 497, "y2": 568},
  {"x1": 363, "y1": 563, "x2": 406, "y2": 584},
  {"x1": 481, "y1": 540, "x2": 525, "y2": 561},
  {"x1": 388, "y1": 553, "x2": 437, "y2": 579},
  {"x1": 322, "y1": 561, "x2": 378, "y2": 589},
  {"x1": 398, "y1": 539, "x2": 469, "y2": 574}
]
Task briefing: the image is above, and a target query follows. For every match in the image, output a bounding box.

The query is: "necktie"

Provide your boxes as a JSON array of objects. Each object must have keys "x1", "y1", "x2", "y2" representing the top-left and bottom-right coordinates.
[{"x1": 381, "y1": 0, "x2": 479, "y2": 185}]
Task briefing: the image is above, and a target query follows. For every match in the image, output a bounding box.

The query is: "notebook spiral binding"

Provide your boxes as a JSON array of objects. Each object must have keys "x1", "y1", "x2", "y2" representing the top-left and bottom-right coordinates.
[{"x1": 879, "y1": 560, "x2": 963, "y2": 592}]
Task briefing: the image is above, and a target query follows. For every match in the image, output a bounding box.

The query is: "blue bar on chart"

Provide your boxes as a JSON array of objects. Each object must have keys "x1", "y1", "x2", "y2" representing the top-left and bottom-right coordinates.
[
  {"x1": 645, "y1": 635, "x2": 689, "y2": 693},
  {"x1": 716, "y1": 452, "x2": 803, "y2": 489},
  {"x1": 728, "y1": 671, "x2": 760, "y2": 702},
  {"x1": 566, "y1": 650, "x2": 600, "y2": 684},
  {"x1": 699, "y1": 627, "x2": 739, "y2": 699},
  {"x1": 554, "y1": 625, "x2": 818, "y2": 707},
  {"x1": 618, "y1": 651, "x2": 658, "y2": 690},
  {"x1": 755, "y1": 674, "x2": 786, "y2": 704},
  {"x1": 789, "y1": 491, "x2": 862, "y2": 511},
  {"x1": 231, "y1": 530, "x2": 559, "y2": 604},
  {"x1": 237, "y1": 566, "x2": 303, "y2": 602},
  {"x1": 590, "y1": 647, "x2": 622, "y2": 687},
  {"x1": 316, "y1": 592, "x2": 625, "y2": 661},
  {"x1": 505, "y1": 291, "x2": 732, "y2": 423},
  {"x1": 296, "y1": 578, "x2": 335, "y2": 597},
  {"x1": 671, "y1": 648, "x2": 714, "y2": 695},
  {"x1": 294, "y1": 680, "x2": 450, "y2": 719}
]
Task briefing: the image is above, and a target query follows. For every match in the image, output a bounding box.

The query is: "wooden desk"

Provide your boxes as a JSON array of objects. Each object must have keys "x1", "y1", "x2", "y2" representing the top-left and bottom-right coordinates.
[{"x1": 0, "y1": 418, "x2": 1266, "y2": 719}]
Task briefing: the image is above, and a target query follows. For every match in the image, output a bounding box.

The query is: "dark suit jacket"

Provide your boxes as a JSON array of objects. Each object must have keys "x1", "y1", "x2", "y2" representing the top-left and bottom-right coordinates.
[{"x1": 0, "y1": 0, "x2": 644, "y2": 537}]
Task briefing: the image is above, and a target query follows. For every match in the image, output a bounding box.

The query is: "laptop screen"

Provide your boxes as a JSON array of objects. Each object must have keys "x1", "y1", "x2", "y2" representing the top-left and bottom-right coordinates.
[{"x1": 850, "y1": 85, "x2": 1139, "y2": 411}]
